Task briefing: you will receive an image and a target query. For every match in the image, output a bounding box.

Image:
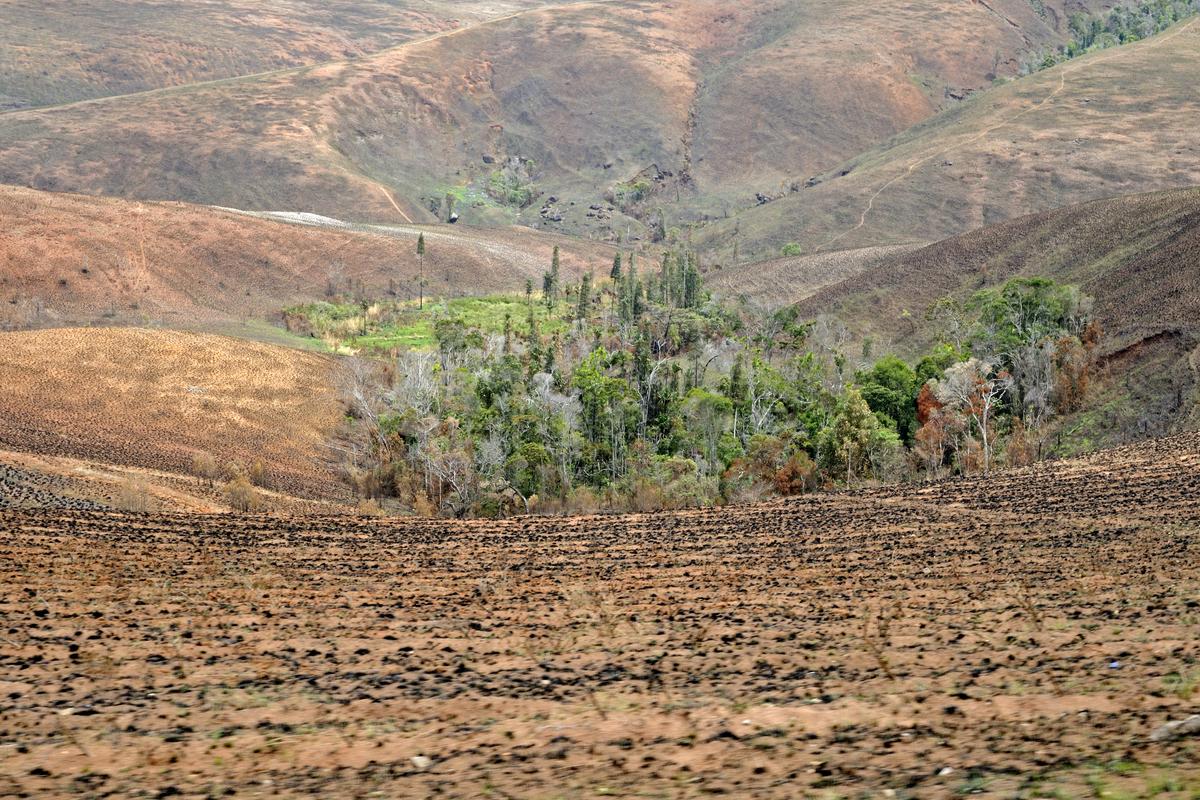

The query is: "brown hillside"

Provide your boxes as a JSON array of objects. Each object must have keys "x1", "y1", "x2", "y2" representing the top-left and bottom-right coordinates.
[
  {"x1": 708, "y1": 244, "x2": 922, "y2": 309},
  {"x1": 3, "y1": 432, "x2": 1200, "y2": 796},
  {"x1": 791, "y1": 187, "x2": 1200, "y2": 351},
  {"x1": 0, "y1": 185, "x2": 609, "y2": 329},
  {"x1": 703, "y1": 17, "x2": 1200, "y2": 259},
  {"x1": 0, "y1": 328, "x2": 346, "y2": 498},
  {"x1": 0, "y1": 0, "x2": 1102, "y2": 233},
  {"x1": 0, "y1": 1, "x2": 563, "y2": 111},
  {"x1": 758, "y1": 187, "x2": 1200, "y2": 452}
]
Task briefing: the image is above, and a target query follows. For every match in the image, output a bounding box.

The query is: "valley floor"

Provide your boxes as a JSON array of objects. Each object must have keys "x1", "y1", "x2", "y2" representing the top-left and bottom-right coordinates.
[{"x1": 2, "y1": 436, "x2": 1200, "y2": 797}]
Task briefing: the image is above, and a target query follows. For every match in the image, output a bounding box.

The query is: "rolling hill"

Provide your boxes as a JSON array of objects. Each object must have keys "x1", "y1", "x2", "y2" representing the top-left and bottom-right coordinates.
[
  {"x1": 0, "y1": 185, "x2": 610, "y2": 331},
  {"x1": 723, "y1": 186, "x2": 1200, "y2": 451},
  {"x1": 0, "y1": 1, "x2": 564, "y2": 111},
  {"x1": 704, "y1": 15, "x2": 1200, "y2": 260},
  {"x1": 0, "y1": 328, "x2": 347, "y2": 499},
  {"x1": 0, "y1": 0, "x2": 1106, "y2": 236}
]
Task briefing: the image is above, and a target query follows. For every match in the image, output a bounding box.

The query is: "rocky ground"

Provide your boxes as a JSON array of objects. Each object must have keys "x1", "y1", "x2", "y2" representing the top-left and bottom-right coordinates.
[{"x1": 1, "y1": 435, "x2": 1199, "y2": 798}]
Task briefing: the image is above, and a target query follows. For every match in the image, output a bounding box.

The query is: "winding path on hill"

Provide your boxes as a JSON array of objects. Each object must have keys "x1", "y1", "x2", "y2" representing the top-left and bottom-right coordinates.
[
  {"x1": 215, "y1": 205, "x2": 570, "y2": 277},
  {"x1": 0, "y1": 1, "x2": 615, "y2": 226},
  {"x1": 0, "y1": 2, "x2": 609, "y2": 120},
  {"x1": 815, "y1": 16, "x2": 1200, "y2": 252}
]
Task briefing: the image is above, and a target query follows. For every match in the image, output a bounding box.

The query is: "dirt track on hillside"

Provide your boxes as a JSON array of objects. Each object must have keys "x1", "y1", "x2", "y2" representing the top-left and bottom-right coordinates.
[{"x1": 2, "y1": 435, "x2": 1199, "y2": 797}]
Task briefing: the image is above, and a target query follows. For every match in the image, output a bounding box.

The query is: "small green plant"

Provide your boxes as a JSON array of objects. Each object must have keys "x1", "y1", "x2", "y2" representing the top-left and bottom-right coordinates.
[{"x1": 1164, "y1": 669, "x2": 1199, "y2": 699}]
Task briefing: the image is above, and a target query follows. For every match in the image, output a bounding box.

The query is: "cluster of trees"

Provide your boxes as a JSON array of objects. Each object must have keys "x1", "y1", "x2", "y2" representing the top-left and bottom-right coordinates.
[
  {"x1": 1022, "y1": 0, "x2": 1199, "y2": 73},
  {"x1": 335, "y1": 255, "x2": 1099, "y2": 517}
]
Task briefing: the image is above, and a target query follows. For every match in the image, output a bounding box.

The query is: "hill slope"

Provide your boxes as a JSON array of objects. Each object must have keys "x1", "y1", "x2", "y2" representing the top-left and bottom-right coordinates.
[
  {"x1": 708, "y1": 244, "x2": 923, "y2": 310},
  {"x1": 754, "y1": 187, "x2": 1200, "y2": 450},
  {"x1": 792, "y1": 187, "x2": 1200, "y2": 350},
  {"x1": 0, "y1": 185, "x2": 608, "y2": 330},
  {"x1": 0, "y1": 1, "x2": 562, "y2": 111},
  {"x1": 705, "y1": 16, "x2": 1200, "y2": 259},
  {"x1": 0, "y1": 0, "x2": 1103, "y2": 233},
  {"x1": 3, "y1": 432, "x2": 1200, "y2": 796},
  {"x1": 0, "y1": 328, "x2": 346, "y2": 498}
]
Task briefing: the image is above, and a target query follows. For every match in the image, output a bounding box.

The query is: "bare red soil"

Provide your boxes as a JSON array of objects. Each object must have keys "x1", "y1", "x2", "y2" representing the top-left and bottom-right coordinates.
[{"x1": 2, "y1": 434, "x2": 1198, "y2": 797}]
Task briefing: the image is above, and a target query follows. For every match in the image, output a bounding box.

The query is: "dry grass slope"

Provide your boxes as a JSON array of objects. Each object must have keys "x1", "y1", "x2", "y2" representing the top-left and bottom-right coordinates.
[
  {"x1": 706, "y1": 17, "x2": 1200, "y2": 259},
  {"x1": 792, "y1": 186, "x2": 1200, "y2": 351},
  {"x1": 2, "y1": 432, "x2": 1199, "y2": 796},
  {"x1": 0, "y1": 185, "x2": 608, "y2": 329},
  {"x1": 0, "y1": 328, "x2": 346, "y2": 498},
  {"x1": 0, "y1": 0, "x2": 1105, "y2": 232},
  {"x1": 708, "y1": 243, "x2": 923, "y2": 309},
  {"x1": 0, "y1": 1, "x2": 563, "y2": 110}
]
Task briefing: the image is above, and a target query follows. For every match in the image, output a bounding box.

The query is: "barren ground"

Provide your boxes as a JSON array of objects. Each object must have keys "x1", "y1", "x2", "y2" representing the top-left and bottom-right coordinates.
[
  {"x1": 0, "y1": 186, "x2": 608, "y2": 330},
  {"x1": 0, "y1": 328, "x2": 347, "y2": 500},
  {"x1": 1, "y1": 435, "x2": 1198, "y2": 797}
]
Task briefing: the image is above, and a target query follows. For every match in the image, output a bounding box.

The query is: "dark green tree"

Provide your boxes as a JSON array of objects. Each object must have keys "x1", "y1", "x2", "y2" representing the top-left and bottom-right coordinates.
[
  {"x1": 416, "y1": 232, "x2": 426, "y2": 310},
  {"x1": 576, "y1": 272, "x2": 593, "y2": 321}
]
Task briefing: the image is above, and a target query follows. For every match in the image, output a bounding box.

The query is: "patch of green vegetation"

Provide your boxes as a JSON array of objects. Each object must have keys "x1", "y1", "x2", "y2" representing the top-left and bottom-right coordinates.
[
  {"x1": 608, "y1": 178, "x2": 654, "y2": 213},
  {"x1": 1023, "y1": 1, "x2": 1200, "y2": 74},
  {"x1": 203, "y1": 318, "x2": 333, "y2": 353},
  {"x1": 285, "y1": 294, "x2": 569, "y2": 352},
  {"x1": 1163, "y1": 669, "x2": 1200, "y2": 699},
  {"x1": 441, "y1": 183, "x2": 491, "y2": 206},
  {"x1": 487, "y1": 168, "x2": 537, "y2": 208}
]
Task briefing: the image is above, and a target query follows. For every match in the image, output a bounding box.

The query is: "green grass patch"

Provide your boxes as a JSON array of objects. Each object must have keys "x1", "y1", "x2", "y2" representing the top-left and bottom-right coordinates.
[{"x1": 286, "y1": 294, "x2": 572, "y2": 353}]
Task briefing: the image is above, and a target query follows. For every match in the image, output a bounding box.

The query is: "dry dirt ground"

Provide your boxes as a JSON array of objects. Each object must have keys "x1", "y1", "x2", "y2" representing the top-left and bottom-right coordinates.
[
  {"x1": 0, "y1": 328, "x2": 347, "y2": 501},
  {"x1": 1, "y1": 435, "x2": 1199, "y2": 798},
  {"x1": 0, "y1": 185, "x2": 608, "y2": 330}
]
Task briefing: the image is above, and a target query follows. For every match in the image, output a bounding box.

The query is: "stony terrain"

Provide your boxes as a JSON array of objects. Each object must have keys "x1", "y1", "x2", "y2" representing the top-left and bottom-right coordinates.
[{"x1": 1, "y1": 434, "x2": 1198, "y2": 797}]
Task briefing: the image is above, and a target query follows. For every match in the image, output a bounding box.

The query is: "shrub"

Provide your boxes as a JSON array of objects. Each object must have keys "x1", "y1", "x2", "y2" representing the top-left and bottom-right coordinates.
[
  {"x1": 357, "y1": 499, "x2": 386, "y2": 517},
  {"x1": 781, "y1": 242, "x2": 803, "y2": 257},
  {"x1": 565, "y1": 485, "x2": 601, "y2": 515},
  {"x1": 191, "y1": 452, "x2": 220, "y2": 486},
  {"x1": 247, "y1": 459, "x2": 269, "y2": 489},
  {"x1": 223, "y1": 475, "x2": 261, "y2": 513},
  {"x1": 114, "y1": 478, "x2": 155, "y2": 513}
]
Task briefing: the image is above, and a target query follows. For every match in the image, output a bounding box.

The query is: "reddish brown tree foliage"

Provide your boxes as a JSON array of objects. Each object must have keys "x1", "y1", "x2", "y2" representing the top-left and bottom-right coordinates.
[{"x1": 916, "y1": 382, "x2": 944, "y2": 427}]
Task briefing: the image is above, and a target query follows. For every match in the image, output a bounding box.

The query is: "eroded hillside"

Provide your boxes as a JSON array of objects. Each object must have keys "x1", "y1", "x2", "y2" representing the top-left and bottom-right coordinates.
[
  {"x1": 706, "y1": 16, "x2": 1200, "y2": 258},
  {"x1": 0, "y1": 0, "x2": 1106, "y2": 235}
]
